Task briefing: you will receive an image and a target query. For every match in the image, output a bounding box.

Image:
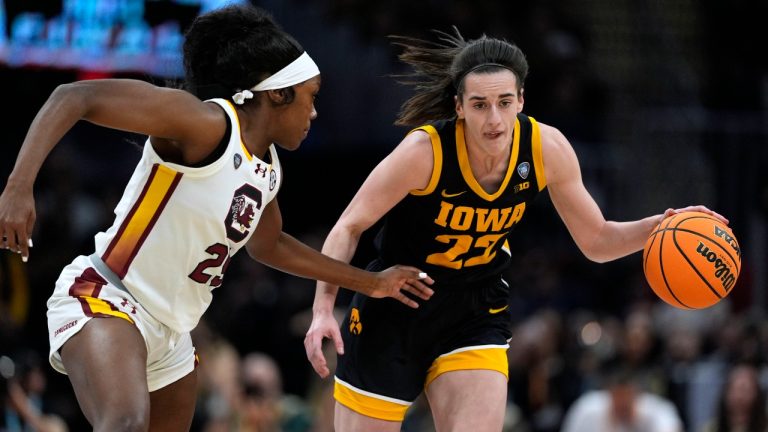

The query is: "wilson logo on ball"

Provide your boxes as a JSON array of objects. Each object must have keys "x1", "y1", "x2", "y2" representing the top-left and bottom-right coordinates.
[{"x1": 695, "y1": 242, "x2": 737, "y2": 292}]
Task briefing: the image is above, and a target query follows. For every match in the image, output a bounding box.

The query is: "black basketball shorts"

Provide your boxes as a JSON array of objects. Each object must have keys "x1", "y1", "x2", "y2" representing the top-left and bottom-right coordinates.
[{"x1": 334, "y1": 277, "x2": 512, "y2": 421}]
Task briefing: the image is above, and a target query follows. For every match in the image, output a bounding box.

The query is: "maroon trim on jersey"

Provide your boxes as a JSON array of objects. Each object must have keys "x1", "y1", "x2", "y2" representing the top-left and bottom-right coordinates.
[
  {"x1": 116, "y1": 170, "x2": 182, "y2": 279},
  {"x1": 102, "y1": 165, "x2": 160, "y2": 264},
  {"x1": 101, "y1": 164, "x2": 183, "y2": 279}
]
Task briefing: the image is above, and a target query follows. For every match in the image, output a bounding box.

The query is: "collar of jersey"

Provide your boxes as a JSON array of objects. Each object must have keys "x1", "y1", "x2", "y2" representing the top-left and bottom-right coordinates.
[{"x1": 455, "y1": 118, "x2": 520, "y2": 202}]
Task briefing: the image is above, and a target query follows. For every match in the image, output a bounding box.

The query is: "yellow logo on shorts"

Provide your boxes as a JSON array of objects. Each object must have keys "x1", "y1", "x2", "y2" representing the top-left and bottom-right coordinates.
[
  {"x1": 489, "y1": 305, "x2": 509, "y2": 314},
  {"x1": 349, "y1": 307, "x2": 363, "y2": 335}
]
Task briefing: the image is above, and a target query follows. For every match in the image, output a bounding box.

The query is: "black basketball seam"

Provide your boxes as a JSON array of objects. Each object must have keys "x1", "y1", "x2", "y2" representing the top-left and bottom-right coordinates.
[
  {"x1": 672, "y1": 214, "x2": 740, "y2": 252},
  {"x1": 651, "y1": 227, "x2": 741, "y2": 273},
  {"x1": 645, "y1": 215, "x2": 677, "y2": 269},
  {"x1": 657, "y1": 226, "x2": 692, "y2": 309},
  {"x1": 673, "y1": 217, "x2": 741, "y2": 271},
  {"x1": 671, "y1": 228, "x2": 724, "y2": 301},
  {"x1": 647, "y1": 215, "x2": 676, "y2": 237},
  {"x1": 671, "y1": 214, "x2": 721, "y2": 228},
  {"x1": 644, "y1": 225, "x2": 662, "y2": 271}
]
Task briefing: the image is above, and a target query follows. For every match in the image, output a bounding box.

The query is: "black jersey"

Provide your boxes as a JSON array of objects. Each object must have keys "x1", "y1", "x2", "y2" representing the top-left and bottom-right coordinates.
[{"x1": 374, "y1": 114, "x2": 546, "y2": 287}]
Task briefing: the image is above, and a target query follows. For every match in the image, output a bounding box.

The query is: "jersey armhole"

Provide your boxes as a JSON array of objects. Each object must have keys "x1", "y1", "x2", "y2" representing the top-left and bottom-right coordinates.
[
  {"x1": 530, "y1": 117, "x2": 547, "y2": 191},
  {"x1": 408, "y1": 125, "x2": 443, "y2": 196}
]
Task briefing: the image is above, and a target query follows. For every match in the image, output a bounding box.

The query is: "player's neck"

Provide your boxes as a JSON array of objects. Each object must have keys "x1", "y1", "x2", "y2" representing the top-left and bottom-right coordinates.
[{"x1": 237, "y1": 109, "x2": 271, "y2": 160}]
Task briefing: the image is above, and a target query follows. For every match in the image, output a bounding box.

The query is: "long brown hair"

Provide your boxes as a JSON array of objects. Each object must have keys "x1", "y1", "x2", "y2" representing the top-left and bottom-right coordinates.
[{"x1": 391, "y1": 27, "x2": 529, "y2": 126}]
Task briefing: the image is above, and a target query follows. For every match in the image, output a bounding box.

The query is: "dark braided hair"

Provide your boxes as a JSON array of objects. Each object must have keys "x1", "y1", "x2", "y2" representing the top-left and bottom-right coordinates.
[
  {"x1": 182, "y1": 4, "x2": 304, "y2": 104},
  {"x1": 391, "y1": 27, "x2": 528, "y2": 126}
]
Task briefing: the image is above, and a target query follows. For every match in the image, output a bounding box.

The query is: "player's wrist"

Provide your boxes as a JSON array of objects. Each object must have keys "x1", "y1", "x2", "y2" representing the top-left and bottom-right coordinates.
[
  {"x1": 5, "y1": 174, "x2": 35, "y2": 192},
  {"x1": 312, "y1": 305, "x2": 335, "y2": 315},
  {"x1": 312, "y1": 293, "x2": 337, "y2": 315},
  {"x1": 648, "y1": 213, "x2": 665, "y2": 229}
]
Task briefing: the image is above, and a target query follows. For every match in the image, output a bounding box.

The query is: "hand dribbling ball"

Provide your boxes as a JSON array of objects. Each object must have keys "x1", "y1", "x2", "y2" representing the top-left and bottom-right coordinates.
[{"x1": 643, "y1": 211, "x2": 741, "y2": 309}]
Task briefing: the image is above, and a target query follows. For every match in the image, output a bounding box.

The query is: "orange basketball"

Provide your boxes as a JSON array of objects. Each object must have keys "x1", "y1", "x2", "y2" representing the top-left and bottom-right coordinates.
[{"x1": 643, "y1": 211, "x2": 741, "y2": 309}]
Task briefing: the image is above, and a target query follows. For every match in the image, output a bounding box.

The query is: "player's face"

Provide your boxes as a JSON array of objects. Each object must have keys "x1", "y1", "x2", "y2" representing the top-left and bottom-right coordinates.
[
  {"x1": 455, "y1": 70, "x2": 523, "y2": 148},
  {"x1": 273, "y1": 75, "x2": 320, "y2": 151}
]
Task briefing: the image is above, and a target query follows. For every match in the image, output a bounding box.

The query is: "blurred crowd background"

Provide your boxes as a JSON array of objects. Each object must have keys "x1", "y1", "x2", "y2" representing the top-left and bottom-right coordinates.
[{"x1": 1, "y1": 0, "x2": 767, "y2": 431}]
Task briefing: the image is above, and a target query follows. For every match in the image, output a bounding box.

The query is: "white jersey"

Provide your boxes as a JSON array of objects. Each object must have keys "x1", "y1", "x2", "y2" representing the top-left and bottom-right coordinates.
[{"x1": 91, "y1": 98, "x2": 281, "y2": 332}]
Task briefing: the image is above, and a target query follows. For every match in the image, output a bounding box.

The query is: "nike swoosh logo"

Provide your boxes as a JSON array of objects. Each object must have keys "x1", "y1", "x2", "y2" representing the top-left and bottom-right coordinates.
[
  {"x1": 489, "y1": 305, "x2": 509, "y2": 314},
  {"x1": 441, "y1": 189, "x2": 467, "y2": 198}
]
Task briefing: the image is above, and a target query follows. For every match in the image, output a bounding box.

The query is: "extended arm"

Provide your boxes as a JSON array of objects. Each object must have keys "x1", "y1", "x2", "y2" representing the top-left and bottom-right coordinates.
[
  {"x1": 304, "y1": 129, "x2": 436, "y2": 377},
  {"x1": 0, "y1": 79, "x2": 227, "y2": 259},
  {"x1": 245, "y1": 198, "x2": 432, "y2": 304},
  {"x1": 311, "y1": 130, "x2": 436, "y2": 311},
  {"x1": 245, "y1": 196, "x2": 433, "y2": 306},
  {"x1": 541, "y1": 122, "x2": 726, "y2": 263}
]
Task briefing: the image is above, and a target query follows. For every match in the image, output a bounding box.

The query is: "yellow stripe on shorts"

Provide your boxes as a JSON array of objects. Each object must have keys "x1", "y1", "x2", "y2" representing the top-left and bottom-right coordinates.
[
  {"x1": 79, "y1": 296, "x2": 135, "y2": 325},
  {"x1": 425, "y1": 345, "x2": 509, "y2": 388},
  {"x1": 334, "y1": 378, "x2": 410, "y2": 422}
]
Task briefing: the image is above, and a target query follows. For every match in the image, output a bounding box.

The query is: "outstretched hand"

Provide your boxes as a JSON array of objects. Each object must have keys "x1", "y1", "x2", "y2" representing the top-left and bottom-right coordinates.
[
  {"x1": 661, "y1": 205, "x2": 729, "y2": 225},
  {"x1": 304, "y1": 266, "x2": 434, "y2": 378},
  {"x1": 0, "y1": 184, "x2": 35, "y2": 262},
  {"x1": 304, "y1": 310, "x2": 344, "y2": 378},
  {"x1": 369, "y1": 265, "x2": 434, "y2": 308}
]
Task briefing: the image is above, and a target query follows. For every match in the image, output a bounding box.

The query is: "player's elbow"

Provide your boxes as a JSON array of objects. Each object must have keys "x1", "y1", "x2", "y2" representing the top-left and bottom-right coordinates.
[
  {"x1": 576, "y1": 221, "x2": 617, "y2": 263},
  {"x1": 245, "y1": 241, "x2": 265, "y2": 262},
  {"x1": 578, "y1": 238, "x2": 614, "y2": 263},
  {"x1": 328, "y1": 219, "x2": 366, "y2": 245},
  {"x1": 245, "y1": 234, "x2": 279, "y2": 263},
  {"x1": 583, "y1": 251, "x2": 612, "y2": 264}
]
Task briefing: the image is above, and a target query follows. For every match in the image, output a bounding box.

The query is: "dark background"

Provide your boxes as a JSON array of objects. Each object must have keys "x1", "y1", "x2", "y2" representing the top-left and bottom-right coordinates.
[{"x1": 1, "y1": 0, "x2": 766, "y2": 431}]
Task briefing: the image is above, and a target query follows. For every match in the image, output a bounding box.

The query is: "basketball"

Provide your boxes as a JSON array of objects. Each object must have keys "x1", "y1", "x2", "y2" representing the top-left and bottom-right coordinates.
[{"x1": 643, "y1": 211, "x2": 741, "y2": 309}]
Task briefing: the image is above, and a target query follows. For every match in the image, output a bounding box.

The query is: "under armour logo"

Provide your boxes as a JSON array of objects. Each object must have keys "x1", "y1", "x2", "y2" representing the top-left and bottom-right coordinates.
[
  {"x1": 255, "y1": 163, "x2": 267, "y2": 177},
  {"x1": 121, "y1": 298, "x2": 137, "y2": 314}
]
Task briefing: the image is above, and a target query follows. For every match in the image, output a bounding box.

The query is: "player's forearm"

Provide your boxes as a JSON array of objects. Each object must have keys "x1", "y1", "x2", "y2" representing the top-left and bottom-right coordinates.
[
  {"x1": 586, "y1": 215, "x2": 662, "y2": 262},
  {"x1": 313, "y1": 283, "x2": 339, "y2": 314},
  {"x1": 258, "y1": 231, "x2": 374, "y2": 297},
  {"x1": 9, "y1": 84, "x2": 87, "y2": 187},
  {"x1": 313, "y1": 224, "x2": 364, "y2": 313}
]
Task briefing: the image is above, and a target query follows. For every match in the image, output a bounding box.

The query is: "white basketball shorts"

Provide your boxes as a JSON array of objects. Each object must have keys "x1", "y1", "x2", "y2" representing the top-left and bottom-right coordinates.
[{"x1": 47, "y1": 255, "x2": 197, "y2": 392}]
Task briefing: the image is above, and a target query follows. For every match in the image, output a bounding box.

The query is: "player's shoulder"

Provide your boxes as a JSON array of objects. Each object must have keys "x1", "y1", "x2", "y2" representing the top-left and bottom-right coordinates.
[
  {"x1": 535, "y1": 121, "x2": 565, "y2": 142},
  {"x1": 397, "y1": 125, "x2": 437, "y2": 155},
  {"x1": 536, "y1": 121, "x2": 573, "y2": 158}
]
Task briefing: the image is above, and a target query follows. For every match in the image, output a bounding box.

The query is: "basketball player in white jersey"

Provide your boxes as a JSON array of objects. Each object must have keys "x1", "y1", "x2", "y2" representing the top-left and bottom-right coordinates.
[{"x1": 0, "y1": 5, "x2": 433, "y2": 431}]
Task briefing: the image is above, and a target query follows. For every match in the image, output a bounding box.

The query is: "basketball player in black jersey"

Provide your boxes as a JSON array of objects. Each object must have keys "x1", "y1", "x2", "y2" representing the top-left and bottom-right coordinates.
[{"x1": 304, "y1": 29, "x2": 727, "y2": 431}]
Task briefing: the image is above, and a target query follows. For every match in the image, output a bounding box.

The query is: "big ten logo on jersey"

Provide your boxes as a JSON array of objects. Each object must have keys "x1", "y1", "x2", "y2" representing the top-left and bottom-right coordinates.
[
  {"x1": 349, "y1": 307, "x2": 362, "y2": 335},
  {"x1": 269, "y1": 169, "x2": 277, "y2": 191},
  {"x1": 428, "y1": 202, "x2": 526, "y2": 269}
]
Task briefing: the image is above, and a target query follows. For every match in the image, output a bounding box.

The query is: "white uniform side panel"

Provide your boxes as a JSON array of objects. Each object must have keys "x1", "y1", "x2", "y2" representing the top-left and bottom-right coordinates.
[{"x1": 92, "y1": 99, "x2": 282, "y2": 332}]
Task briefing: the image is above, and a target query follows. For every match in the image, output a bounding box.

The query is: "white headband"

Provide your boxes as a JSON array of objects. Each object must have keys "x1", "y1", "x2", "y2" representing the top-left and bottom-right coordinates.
[{"x1": 232, "y1": 52, "x2": 320, "y2": 105}]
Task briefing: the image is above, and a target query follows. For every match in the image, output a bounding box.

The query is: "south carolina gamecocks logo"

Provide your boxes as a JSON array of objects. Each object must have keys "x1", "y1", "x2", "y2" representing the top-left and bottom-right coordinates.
[{"x1": 225, "y1": 184, "x2": 262, "y2": 242}]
